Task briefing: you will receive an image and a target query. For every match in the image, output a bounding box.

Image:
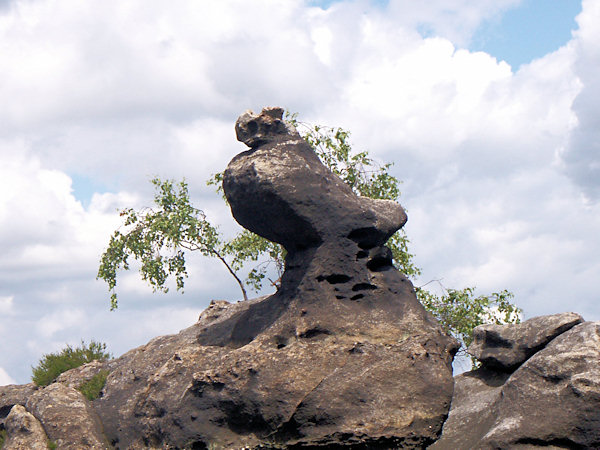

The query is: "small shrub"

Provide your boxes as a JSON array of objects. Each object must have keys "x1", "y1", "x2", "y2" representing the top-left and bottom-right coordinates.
[
  {"x1": 31, "y1": 340, "x2": 112, "y2": 387},
  {"x1": 78, "y1": 370, "x2": 109, "y2": 401},
  {"x1": 0, "y1": 428, "x2": 6, "y2": 448},
  {"x1": 47, "y1": 439, "x2": 58, "y2": 449}
]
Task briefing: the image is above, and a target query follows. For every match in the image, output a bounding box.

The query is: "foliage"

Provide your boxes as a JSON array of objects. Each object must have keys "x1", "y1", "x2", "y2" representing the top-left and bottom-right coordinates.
[
  {"x1": 97, "y1": 178, "x2": 248, "y2": 309},
  {"x1": 78, "y1": 370, "x2": 109, "y2": 401},
  {"x1": 417, "y1": 285, "x2": 521, "y2": 361},
  {"x1": 47, "y1": 440, "x2": 58, "y2": 450},
  {"x1": 31, "y1": 340, "x2": 111, "y2": 387},
  {"x1": 0, "y1": 428, "x2": 5, "y2": 448}
]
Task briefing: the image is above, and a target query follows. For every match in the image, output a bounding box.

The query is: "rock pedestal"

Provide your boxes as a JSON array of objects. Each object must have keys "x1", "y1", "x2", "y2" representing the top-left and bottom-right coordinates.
[{"x1": 89, "y1": 108, "x2": 459, "y2": 449}]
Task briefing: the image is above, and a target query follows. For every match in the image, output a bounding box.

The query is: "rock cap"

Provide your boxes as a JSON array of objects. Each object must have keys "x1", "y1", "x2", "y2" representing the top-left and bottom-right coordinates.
[{"x1": 235, "y1": 107, "x2": 300, "y2": 148}]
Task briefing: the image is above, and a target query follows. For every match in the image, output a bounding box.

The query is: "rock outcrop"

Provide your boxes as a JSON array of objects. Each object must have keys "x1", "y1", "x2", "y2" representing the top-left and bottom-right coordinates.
[
  {"x1": 2, "y1": 108, "x2": 597, "y2": 449},
  {"x1": 432, "y1": 313, "x2": 600, "y2": 449},
  {"x1": 91, "y1": 107, "x2": 458, "y2": 449}
]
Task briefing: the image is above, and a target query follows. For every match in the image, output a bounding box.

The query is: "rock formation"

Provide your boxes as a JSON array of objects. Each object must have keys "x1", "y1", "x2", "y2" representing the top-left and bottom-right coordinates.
[
  {"x1": 0, "y1": 107, "x2": 458, "y2": 449},
  {"x1": 431, "y1": 312, "x2": 600, "y2": 449},
  {"x1": 1, "y1": 108, "x2": 598, "y2": 449}
]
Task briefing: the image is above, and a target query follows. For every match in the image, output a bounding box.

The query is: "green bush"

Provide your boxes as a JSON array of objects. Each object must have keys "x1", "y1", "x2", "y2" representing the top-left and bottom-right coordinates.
[
  {"x1": 78, "y1": 370, "x2": 109, "y2": 400},
  {"x1": 31, "y1": 340, "x2": 111, "y2": 387},
  {"x1": 0, "y1": 428, "x2": 6, "y2": 448}
]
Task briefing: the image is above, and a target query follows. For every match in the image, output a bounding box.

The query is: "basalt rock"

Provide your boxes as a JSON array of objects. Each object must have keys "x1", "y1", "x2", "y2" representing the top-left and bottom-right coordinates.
[{"x1": 432, "y1": 316, "x2": 600, "y2": 449}]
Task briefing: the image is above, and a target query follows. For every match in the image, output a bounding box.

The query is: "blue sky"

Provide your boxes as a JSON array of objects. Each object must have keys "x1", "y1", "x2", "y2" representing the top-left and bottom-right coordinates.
[
  {"x1": 472, "y1": 0, "x2": 582, "y2": 68},
  {"x1": 1, "y1": 0, "x2": 598, "y2": 385}
]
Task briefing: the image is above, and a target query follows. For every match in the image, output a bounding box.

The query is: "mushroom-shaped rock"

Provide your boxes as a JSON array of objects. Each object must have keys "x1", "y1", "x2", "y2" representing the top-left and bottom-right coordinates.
[
  {"x1": 92, "y1": 108, "x2": 458, "y2": 449},
  {"x1": 224, "y1": 107, "x2": 407, "y2": 253}
]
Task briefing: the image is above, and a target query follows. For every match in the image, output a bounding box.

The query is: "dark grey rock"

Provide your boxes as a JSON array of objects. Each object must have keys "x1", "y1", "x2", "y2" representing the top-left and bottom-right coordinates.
[
  {"x1": 3, "y1": 404, "x2": 48, "y2": 450},
  {"x1": 432, "y1": 319, "x2": 600, "y2": 449},
  {"x1": 468, "y1": 312, "x2": 584, "y2": 371}
]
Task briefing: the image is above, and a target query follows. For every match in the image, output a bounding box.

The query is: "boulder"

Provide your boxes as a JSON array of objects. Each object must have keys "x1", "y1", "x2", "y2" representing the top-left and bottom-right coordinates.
[
  {"x1": 432, "y1": 319, "x2": 600, "y2": 449},
  {"x1": 468, "y1": 312, "x2": 584, "y2": 371},
  {"x1": 92, "y1": 107, "x2": 458, "y2": 449},
  {"x1": 3, "y1": 404, "x2": 48, "y2": 450},
  {"x1": 26, "y1": 383, "x2": 108, "y2": 449},
  {"x1": 0, "y1": 383, "x2": 38, "y2": 430}
]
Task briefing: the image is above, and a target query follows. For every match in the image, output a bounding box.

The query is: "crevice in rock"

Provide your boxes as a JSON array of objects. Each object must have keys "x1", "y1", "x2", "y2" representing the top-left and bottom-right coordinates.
[
  {"x1": 347, "y1": 227, "x2": 379, "y2": 249},
  {"x1": 298, "y1": 327, "x2": 331, "y2": 339}
]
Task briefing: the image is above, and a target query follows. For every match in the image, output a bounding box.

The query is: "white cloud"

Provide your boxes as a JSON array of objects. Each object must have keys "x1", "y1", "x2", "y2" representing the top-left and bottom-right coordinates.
[
  {"x1": 0, "y1": 296, "x2": 13, "y2": 314},
  {"x1": 0, "y1": 367, "x2": 15, "y2": 386},
  {"x1": 560, "y1": 0, "x2": 600, "y2": 201},
  {"x1": 0, "y1": 0, "x2": 597, "y2": 384}
]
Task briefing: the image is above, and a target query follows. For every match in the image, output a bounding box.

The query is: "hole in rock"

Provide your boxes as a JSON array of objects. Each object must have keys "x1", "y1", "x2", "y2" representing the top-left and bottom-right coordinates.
[
  {"x1": 336, "y1": 295, "x2": 346, "y2": 299},
  {"x1": 274, "y1": 335, "x2": 288, "y2": 349},
  {"x1": 356, "y1": 250, "x2": 369, "y2": 259},
  {"x1": 247, "y1": 119, "x2": 258, "y2": 134},
  {"x1": 0, "y1": 405, "x2": 12, "y2": 419},
  {"x1": 316, "y1": 274, "x2": 352, "y2": 284},
  {"x1": 350, "y1": 294, "x2": 364, "y2": 300},
  {"x1": 347, "y1": 227, "x2": 379, "y2": 249},
  {"x1": 298, "y1": 327, "x2": 331, "y2": 339},
  {"x1": 352, "y1": 283, "x2": 377, "y2": 292}
]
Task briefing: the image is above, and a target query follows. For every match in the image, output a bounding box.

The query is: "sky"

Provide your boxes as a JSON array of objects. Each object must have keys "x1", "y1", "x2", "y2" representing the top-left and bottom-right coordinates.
[{"x1": 1, "y1": 0, "x2": 597, "y2": 385}]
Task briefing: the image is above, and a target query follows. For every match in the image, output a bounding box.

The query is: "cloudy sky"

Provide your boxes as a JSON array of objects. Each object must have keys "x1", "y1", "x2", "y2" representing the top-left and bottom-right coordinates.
[{"x1": 1, "y1": 0, "x2": 597, "y2": 385}]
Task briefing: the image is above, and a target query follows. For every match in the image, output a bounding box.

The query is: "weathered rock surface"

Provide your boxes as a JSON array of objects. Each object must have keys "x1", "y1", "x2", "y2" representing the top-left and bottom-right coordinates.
[
  {"x1": 89, "y1": 107, "x2": 458, "y2": 449},
  {"x1": 468, "y1": 312, "x2": 584, "y2": 371},
  {"x1": 3, "y1": 404, "x2": 48, "y2": 450},
  {"x1": 432, "y1": 318, "x2": 600, "y2": 449},
  {"x1": 26, "y1": 383, "x2": 108, "y2": 449},
  {"x1": 226, "y1": 107, "x2": 407, "y2": 254},
  {"x1": 0, "y1": 383, "x2": 38, "y2": 430}
]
